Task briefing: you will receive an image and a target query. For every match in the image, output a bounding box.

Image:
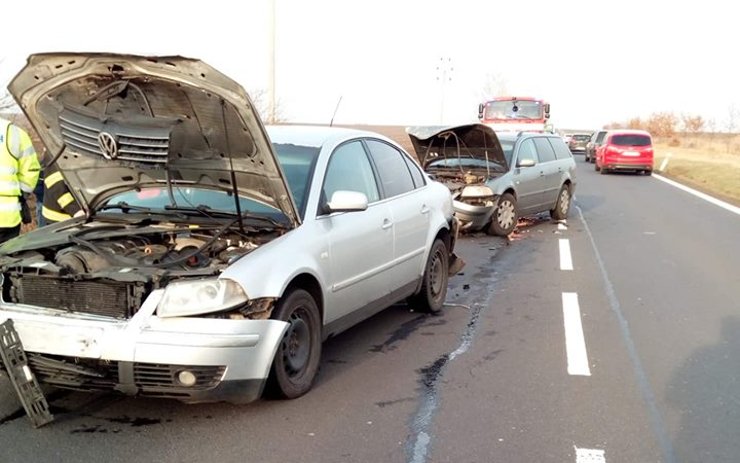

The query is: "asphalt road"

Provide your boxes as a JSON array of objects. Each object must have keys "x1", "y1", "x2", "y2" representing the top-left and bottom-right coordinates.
[{"x1": 1, "y1": 156, "x2": 739, "y2": 462}]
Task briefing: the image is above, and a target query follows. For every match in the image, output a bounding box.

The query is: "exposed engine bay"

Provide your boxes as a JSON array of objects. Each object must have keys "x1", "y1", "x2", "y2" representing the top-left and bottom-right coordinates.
[{"x1": 0, "y1": 220, "x2": 278, "y2": 319}]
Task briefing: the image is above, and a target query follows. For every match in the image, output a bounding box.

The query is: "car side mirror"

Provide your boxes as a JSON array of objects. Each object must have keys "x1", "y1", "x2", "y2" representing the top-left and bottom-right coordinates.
[
  {"x1": 325, "y1": 190, "x2": 368, "y2": 213},
  {"x1": 516, "y1": 158, "x2": 536, "y2": 168}
]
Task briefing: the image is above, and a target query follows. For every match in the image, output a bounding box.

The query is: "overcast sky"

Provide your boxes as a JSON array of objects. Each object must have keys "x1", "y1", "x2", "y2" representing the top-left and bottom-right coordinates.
[{"x1": 2, "y1": 0, "x2": 738, "y2": 131}]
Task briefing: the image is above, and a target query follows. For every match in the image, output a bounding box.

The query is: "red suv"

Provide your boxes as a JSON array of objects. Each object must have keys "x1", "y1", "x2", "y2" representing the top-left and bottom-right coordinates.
[{"x1": 595, "y1": 130, "x2": 653, "y2": 175}]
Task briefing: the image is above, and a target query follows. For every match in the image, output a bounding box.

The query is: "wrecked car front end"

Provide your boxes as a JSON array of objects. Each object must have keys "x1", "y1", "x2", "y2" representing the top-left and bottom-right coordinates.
[
  {"x1": 0, "y1": 52, "x2": 301, "y2": 405},
  {"x1": 0, "y1": 218, "x2": 288, "y2": 404},
  {"x1": 407, "y1": 124, "x2": 508, "y2": 231}
]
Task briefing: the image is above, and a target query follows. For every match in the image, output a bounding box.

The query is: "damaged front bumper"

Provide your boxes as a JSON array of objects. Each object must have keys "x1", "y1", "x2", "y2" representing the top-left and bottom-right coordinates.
[
  {"x1": 453, "y1": 199, "x2": 496, "y2": 231},
  {"x1": 0, "y1": 289, "x2": 288, "y2": 404}
]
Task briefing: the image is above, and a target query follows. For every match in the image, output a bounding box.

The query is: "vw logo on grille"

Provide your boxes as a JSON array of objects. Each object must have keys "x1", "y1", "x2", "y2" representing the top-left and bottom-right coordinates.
[{"x1": 97, "y1": 132, "x2": 119, "y2": 160}]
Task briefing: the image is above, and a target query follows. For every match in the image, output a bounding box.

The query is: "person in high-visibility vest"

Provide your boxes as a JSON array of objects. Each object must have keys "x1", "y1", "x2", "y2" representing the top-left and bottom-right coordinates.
[
  {"x1": 41, "y1": 162, "x2": 81, "y2": 224},
  {"x1": 0, "y1": 118, "x2": 41, "y2": 242}
]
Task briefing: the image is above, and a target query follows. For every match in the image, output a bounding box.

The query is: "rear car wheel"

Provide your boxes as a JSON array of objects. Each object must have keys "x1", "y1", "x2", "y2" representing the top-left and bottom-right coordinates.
[
  {"x1": 550, "y1": 184, "x2": 571, "y2": 220},
  {"x1": 266, "y1": 289, "x2": 322, "y2": 399},
  {"x1": 487, "y1": 193, "x2": 518, "y2": 236},
  {"x1": 409, "y1": 239, "x2": 448, "y2": 313},
  {"x1": 600, "y1": 166, "x2": 609, "y2": 175}
]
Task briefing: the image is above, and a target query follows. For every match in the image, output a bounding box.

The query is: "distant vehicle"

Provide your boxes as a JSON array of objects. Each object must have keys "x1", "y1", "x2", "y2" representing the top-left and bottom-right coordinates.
[
  {"x1": 478, "y1": 96, "x2": 552, "y2": 133},
  {"x1": 568, "y1": 133, "x2": 592, "y2": 153},
  {"x1": 408, "y1": 124, "x2": 576, "y2": 236},
  {"x1": 585, "y1": 130, "x2": 608, "y2": 163},
  {"x1": 595, "y1": 129, "x2": 654, "y2": 175}
]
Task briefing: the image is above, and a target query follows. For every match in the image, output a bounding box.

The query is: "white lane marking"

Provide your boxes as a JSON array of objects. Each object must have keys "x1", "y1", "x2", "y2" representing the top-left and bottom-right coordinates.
[
  {"x1": 559, "y1": 239, "x2": 573, "y2": 271},
  {"x1": 558, "y1": 222, "x2": 568, "y2": 231},
  {"x1": 659, "y1": 152, "x2": 672, "y2": 171},
  {"x1": 653, "y1": 174, "x2": 740, "y2": 216},
  {"x1": 575, "y1": 446, "x2": 606, "y2": 462},
  {"x1": 562, "y1": 292, "x2": 591, "y2": 376}
]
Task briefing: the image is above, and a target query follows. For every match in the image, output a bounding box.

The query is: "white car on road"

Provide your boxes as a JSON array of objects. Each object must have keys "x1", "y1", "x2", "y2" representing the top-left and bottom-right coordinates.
[{"x1": 0, "y1": 53, "x2": 461, "y2": 405}]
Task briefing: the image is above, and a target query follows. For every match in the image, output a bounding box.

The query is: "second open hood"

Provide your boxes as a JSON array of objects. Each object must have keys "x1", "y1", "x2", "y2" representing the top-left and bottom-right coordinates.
[
  {"x1": 406, "y1": 123, "x2": 508, "y2": 171},
  {"x1": 8, "y1": 53, "x2": 298, "y2": 226}
]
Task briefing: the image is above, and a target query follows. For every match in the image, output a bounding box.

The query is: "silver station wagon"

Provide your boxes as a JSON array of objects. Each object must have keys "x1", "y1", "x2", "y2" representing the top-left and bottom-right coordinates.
[
  {"x1": 408, "y1": 125, "x2": 576, "y2": 236},
  {"x1": 0, "y1": 53, "x2": 461, "y2": 408}
]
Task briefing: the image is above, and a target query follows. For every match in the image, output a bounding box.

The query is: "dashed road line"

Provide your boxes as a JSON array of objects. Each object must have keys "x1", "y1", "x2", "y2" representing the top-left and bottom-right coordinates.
[
  {"x1": 559, "y1": 239, "x2": 573, "y2": 271},
  {"x1": 562, "y1": 292, "x2": 591, "y2": 376},
  {"x1": 575, "y1": 446, "x2": 606, "y2": 463}
]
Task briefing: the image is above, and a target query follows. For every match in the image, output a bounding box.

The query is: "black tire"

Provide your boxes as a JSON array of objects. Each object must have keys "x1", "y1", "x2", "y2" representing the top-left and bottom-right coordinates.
[
  {"x1": 266, "y1": 289, "x2": 322, "y2": 399},
  {"x1": 409, "y1": 239, "x2": 448, "y2": 313},
  {"x1": 600, "y1": 166, "x2": 608, "y2": 175},
  {"x1": 594, "y1": 161, "x2": 601, "y2": 172},
  {"x1": 584, "y1": 152, "x2": 590, "y2": 162},
  {"x1": 550, "y1": 184, "x2": 572, "y2": 220},
  {"x1": 487, "y1": 193, "x2": 518, "y2": 236},
  {"x1": 644, "y1": 169, "x2": 653, "y2": 176}
]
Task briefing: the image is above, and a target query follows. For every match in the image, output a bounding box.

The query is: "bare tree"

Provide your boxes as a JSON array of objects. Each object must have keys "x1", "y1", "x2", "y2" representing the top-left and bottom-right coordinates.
[
  {"x1": 249, "y1": 88, "x2": 286, "y2": 123},
  {"x1": 724, "y1": 105, "x2": 738, "y2": 153},
  {"x1": 479, "y1": 72, "x2": 509, "y2": 100},
  {"x1": 645, "y1": 112, "x2": 678, "y2": 137},
  {"x1": 0, "y1": 57, "x2": 18, "y2": 112}
]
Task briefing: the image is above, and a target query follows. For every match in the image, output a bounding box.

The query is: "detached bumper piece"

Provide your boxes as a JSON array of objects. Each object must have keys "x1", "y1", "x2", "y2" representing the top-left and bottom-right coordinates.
[{"x1": 0, "y1": 320, "x2": 54, "y2": 428}]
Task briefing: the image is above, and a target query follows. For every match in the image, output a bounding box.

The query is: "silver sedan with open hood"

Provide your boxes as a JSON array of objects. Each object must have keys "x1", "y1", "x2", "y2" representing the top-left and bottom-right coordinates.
[{"x1": 0, "y1": 53, "x2": 460, "y2": 409}]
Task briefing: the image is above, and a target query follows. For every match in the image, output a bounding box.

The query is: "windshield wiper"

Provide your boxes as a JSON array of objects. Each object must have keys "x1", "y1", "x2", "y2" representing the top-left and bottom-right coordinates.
[
  {"x1": 98, "y1": 202, "x2": 154, "y2": 213},
  {"x1": 164, "y1": 204, "x2": 287, "y2": 229}
]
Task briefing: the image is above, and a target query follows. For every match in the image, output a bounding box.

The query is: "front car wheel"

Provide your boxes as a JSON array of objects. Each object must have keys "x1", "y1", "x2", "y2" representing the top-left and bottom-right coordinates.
[{"x1": 265, "y1": 289, "x2": 322, "y2": 399}]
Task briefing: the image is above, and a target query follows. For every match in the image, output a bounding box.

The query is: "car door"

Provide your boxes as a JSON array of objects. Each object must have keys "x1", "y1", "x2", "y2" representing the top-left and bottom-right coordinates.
[
  {"x1": 511, "y1": 138, "x2": 547, "y2": 213},
  {"x1": 365, "y1": 139, "x2": 429, "y2": 293},
  {"x1": 316, "y1": 140, "x2": 393, "y2": 324},
  {"x1": 532, "y1": 137, "x2": 562, "y2": 207}
]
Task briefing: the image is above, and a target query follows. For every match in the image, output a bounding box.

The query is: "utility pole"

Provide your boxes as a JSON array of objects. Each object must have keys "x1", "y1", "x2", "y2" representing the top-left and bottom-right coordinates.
[
  {"x1": 436, "y1": 57, "x2": 453, "y2": 124},
  {"x1": 267, "y1": 0, "x2": 276, "y2": 123}
]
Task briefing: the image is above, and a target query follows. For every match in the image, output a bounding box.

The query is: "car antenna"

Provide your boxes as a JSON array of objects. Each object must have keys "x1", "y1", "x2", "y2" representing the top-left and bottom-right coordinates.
[
  {"x1": 329, "y1": 96, "x2": 342, "y2": 127},
  {"x1": 221, "y1": 98, "x2": 245, "y2": 234}
]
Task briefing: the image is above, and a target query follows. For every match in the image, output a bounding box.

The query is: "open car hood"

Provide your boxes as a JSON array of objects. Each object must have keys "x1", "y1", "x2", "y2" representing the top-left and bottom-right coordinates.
[
  {"x1": 8, "y1": 53, "x2": 298, "y2": 226},
  {"x1": 406, "y1": 124, "x2": 508, "y2": 172}
]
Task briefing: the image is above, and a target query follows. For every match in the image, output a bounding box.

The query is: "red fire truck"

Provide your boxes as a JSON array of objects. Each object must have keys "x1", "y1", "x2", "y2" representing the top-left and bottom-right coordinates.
[{"x1": 477, "y1": 96, "x2": 552, "y2": 133}]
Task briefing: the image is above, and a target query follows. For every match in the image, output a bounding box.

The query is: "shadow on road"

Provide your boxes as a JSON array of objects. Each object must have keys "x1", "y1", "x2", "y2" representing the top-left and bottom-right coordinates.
[{"x1": 667, "y1": 316, "x2": 740, "y2": 462}]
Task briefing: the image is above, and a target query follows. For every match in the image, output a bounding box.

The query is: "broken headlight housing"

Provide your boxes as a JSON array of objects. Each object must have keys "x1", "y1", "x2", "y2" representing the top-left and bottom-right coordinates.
[{"x1": 157, "y1": 278, "x2": 248, "y2": 318}]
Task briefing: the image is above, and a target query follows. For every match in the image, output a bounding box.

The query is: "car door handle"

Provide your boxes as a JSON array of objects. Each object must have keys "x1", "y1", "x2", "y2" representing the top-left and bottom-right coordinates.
[
  {"x1": 539, "y1": 171, "x2": 546, "y2": 177},
  {"x1": 420, "y1": 205, "x2": 430, "y2": 214},
  {"x1": 381, "y1": 219, "x2": 393, "y2": 230}
]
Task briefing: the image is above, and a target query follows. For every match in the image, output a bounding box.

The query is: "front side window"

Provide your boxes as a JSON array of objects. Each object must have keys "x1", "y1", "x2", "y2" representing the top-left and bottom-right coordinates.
[
  {"x1": 365, "y1": 140, "x2": 415, "y2": 198},
  {"x1": 516, "y1": 139, "x2": 539, "y2": 165},
  {"x1": 322, "y1": 141, "x2": 380, "y2": 209}
]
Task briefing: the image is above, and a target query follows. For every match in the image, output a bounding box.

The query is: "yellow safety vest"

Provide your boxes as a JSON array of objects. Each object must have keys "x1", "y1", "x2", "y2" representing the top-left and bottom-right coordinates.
[{"x1": 0, "y1": 119, "x2": 41, "y2": 228}]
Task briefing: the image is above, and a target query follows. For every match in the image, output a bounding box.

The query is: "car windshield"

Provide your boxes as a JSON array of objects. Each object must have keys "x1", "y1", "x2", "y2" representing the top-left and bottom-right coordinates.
[
  {"x1": 427, "y1": 157, "x2": 505, "y2": 171},
  {"x1": 612, "y1": 134, "x2": 651, "y2": 146},
  {"x1": 273, "y1": 143, "x2": 321, "y2": 218},
  {"x1": 102, "y1": 186, "x2": 287, "y2": 222},
  {"x1": 484, "y1": 100, "x2": 543, "y2": 120},
  {"x1": 573, "y1": 134, "x2": 591, "y2": 141}
]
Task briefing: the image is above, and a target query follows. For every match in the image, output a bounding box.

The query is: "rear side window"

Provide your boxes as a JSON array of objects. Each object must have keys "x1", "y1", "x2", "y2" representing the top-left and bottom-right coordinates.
[
  {"x1": 403, "y1": 155, "x2": 426, "y2": 188},
  {"x1": 533, "y1": 137, "x2": 557, "y2": 163},
  {"x1": 611, "y1": 134, "x2": 651, "y2": 146},
  {"x1": 365, "y1": 140, "x2": 416, "y2": 198},
  {"x1": 548, "y1": 137, "x2": 573, "y2": 160}
]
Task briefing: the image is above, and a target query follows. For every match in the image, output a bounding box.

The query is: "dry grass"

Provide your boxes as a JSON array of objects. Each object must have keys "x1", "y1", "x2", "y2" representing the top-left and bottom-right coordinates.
[{"x1": 654, "y1": 134, "x2": 740, "y2": 206}]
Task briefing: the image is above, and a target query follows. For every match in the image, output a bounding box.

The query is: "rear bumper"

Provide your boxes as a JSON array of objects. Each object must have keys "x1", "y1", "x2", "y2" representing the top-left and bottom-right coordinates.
[{"x1": 0, "y1": 294, "x2": 288, "y2": 404}]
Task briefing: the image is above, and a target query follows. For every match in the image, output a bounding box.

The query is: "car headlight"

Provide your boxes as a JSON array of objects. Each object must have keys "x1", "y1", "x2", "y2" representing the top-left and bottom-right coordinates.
[{"x1": 157, "y1": 278, "x2": 248, "y2": 318}]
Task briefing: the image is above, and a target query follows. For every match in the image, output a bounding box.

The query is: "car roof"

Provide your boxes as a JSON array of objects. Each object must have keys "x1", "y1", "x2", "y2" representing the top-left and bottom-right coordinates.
[
  {"x1": 496, "y1": 131, "x2": 559, "y2": 141},
  {"x1": 606, "y1": 129, "x2": 651, "y2": 136},
  {"x1": 266, "y1": 125, "x2": 391, "y2": 148}
]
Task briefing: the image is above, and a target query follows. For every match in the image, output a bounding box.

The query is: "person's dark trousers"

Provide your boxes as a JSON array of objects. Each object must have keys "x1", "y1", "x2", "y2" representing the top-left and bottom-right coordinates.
[{"x1": 0, "y1": 225, "x2": 21, "y2": 243}]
